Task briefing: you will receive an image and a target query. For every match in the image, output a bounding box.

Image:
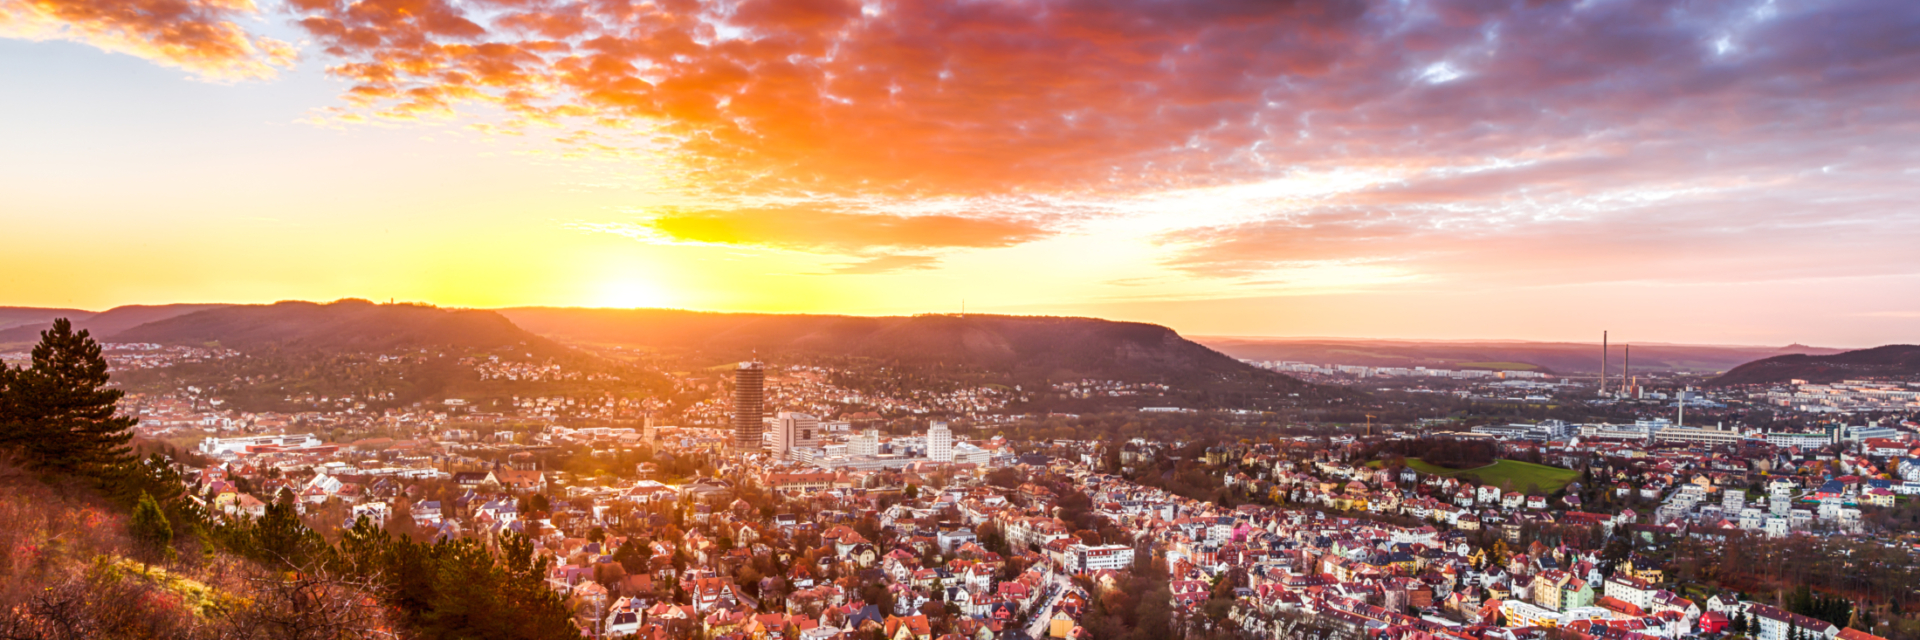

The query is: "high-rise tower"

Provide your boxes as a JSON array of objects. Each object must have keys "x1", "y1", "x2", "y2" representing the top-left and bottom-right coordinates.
[
  {"x1": 928, "y1": 421, "x2": 953, "y2": 463},
  {"x1": 732, "y1": 361, "x2": 766, "y2": 451}
]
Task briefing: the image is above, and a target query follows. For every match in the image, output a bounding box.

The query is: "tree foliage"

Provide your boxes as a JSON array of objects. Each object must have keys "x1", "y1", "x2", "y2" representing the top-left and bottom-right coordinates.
[
  {"x1": 1788, "y1": 584, "x2": 1854, "y2": 628},
  {"x1": 0, "y1": 319, "x2": 137, "y2": 480},
  {"x1": 129, "y1": 490, "x2": 175, "y2": 566}
]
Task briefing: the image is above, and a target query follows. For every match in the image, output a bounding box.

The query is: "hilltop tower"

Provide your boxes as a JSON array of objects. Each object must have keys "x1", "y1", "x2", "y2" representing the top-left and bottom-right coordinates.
[{"x1": 732, "y1": 361, "x2": 766, "y2": 451}]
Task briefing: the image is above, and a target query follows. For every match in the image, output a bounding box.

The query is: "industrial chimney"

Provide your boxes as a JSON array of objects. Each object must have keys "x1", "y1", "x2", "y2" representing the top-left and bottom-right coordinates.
[{"x1": 1600, "y1": 331, "x2": 1608, "y2": 395}]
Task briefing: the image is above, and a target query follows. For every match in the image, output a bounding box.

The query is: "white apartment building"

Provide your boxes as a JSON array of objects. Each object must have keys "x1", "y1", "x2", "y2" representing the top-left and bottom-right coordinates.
[
  {"x1": 1748, "y1": 604, "x2": 1838, "y2": 640},
  {"x1": 1764, "y1": 431, "x2": 1835, "y2": 448},
  {"x1": 1070, "y1": 544, "x2": 1135, "y2": 573}
]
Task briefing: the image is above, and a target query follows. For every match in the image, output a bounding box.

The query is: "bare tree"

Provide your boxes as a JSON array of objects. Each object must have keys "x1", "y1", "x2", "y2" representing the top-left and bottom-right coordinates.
[
  {"x1": 0, "y1": 570, "x2": 198, "y2": 640},
  {"x1": 218, "y1": 561, "x2": 390, "y2": 640}
]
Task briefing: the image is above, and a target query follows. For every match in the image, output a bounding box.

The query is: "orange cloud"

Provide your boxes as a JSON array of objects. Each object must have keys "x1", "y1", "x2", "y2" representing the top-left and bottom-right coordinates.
[
  {"x1": 271, "y1": 0, "x2": 1920, "y2": 214},
  {"x1": 609, "y1": 206, "x2": 1052, "y2": 252},
  {"x1": 283, "y1": 0, "x2": 1374, "y2": 194},
  {"x1": 825, "y1": 255, "x2": 940, "y2": 274},
  {"x1": 0, "y1": 0, "x2": 293, "y2": 80}
]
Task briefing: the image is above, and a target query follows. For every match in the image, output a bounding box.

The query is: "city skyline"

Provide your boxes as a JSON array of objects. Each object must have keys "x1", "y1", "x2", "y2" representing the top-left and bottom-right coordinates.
[{"x1": 5, "y1": 0, "x2": 1920, "y2": 346}]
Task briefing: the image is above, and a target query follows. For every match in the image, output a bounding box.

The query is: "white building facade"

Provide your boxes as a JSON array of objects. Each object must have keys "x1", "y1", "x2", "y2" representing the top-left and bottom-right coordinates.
[
  {"x1": 772, "y1": 412, "x2": 820, "y2": 458},
  {"x1": 928, "y1": 422, "x2": 953, "y2": 463}
]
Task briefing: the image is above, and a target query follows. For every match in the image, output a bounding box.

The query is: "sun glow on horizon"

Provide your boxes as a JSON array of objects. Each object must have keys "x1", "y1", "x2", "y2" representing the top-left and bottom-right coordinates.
[{"x1": 594, "y1": 279, "x2": 670, "y2": 309}]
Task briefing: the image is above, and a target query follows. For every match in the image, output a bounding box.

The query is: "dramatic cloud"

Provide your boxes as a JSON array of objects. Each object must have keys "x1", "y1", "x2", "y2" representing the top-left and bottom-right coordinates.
[
  {"x1": 0, "y1": 0, "x2": 293, "y2": 79},
  {"x1": 272, "y1": 0, "x2": 1920, "y2": 193},
  {"x1": 282, "y1": 0, "x2": 1376, "y2": 192}
]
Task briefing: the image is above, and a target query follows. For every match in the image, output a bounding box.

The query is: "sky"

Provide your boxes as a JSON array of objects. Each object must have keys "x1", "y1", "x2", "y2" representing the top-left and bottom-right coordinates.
[{"x1": 2, "y1": 0, "x2": 1919, "y2": 346}]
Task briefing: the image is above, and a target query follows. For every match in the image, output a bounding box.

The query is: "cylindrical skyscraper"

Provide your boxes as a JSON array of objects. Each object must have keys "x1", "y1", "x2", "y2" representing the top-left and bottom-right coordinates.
[{"x1": 732, "y1": 361, "x2": 765, "y2": 451}]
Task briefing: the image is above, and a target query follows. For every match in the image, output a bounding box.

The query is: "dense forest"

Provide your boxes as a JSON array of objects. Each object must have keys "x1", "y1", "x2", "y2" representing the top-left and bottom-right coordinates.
[{"x1": 115, "y1": 347, "x2": 677, "y2": 413}]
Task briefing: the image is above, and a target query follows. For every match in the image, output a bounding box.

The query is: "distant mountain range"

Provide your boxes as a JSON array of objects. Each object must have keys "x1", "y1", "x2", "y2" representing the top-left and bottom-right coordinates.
[
  {"x1": 8, "y1": 300, "x2": 1903, "y2": 390},
  {"x1": 0, "y1": 304, "x2": 227, "y2": 343},
  {"x1": 1194, "y1": 336, "x2": 1851, "y2": 375},
  {"x1": 497, "y1": 307, "x2": 1289, "y2": 386},
  {"x1": 1, "y1": 302, "x2": 1301, "y2": 390},
  {"x1": 0, "y1": 306, "x2": 93, "y2": 333},
  {"x1": 1706, "y1": 345, "x2": 1920, "y2": 386},
  {"x1": 1, "y1": 300, "x2": 567, "y2": 357}
]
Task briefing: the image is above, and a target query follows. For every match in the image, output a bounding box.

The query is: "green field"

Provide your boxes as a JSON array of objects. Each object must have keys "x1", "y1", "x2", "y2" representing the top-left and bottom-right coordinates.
[
  {"x1": 1385, "y1": 458, "x2": 1580, "y2": 494},
  {"x1": 1453, "y1": 361, "x2": 1540, "y2": 371}
]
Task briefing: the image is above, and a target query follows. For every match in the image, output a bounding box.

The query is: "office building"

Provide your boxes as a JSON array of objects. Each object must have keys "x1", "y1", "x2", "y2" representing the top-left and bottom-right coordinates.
[
  {"x1": 1653, "y1": 425, "x2": 1747, "y2": 446},
  {"x1": 1471, "y1": 419, "x2": 1573, "y2": 442},
  {"x1": 928, "y1": 421, "x2": 953, "y2": 462},
  {"x1": 772, "y1": 411, "x2": 820, "y2": 458},
  {"x1": 850, "y1": 429, "x2": 880, "y2": 457}
]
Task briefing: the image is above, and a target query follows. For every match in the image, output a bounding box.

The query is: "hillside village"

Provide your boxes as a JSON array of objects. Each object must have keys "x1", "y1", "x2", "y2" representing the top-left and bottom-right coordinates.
[{"x1": 6, "y1": 314, "x2": 1920, "y2": 640}]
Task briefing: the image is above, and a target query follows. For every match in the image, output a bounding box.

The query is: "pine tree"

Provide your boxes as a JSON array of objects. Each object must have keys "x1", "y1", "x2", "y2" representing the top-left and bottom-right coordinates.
[
  {"x1": 251, "y1": 487, "x2": 323, "y2": 568},
  {"x1": 386, "y1": 497, "x2": 422, "y2": 542},
  {"x1": 129, "y1": 490, "x2": 175, "y2": 568},
  {"x1": 0, "y1": 319, "x2": 136, "y2": 479}
]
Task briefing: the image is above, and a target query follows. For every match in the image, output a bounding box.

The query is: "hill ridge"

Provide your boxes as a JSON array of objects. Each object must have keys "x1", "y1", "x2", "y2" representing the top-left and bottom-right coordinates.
[
  {"x1": 1707, "y1": 344, "x2": 1920, "y2": 386},
  {"x1": 0, "y1": 304, "x2": 226, "y2": 344},
  {"x1": 496, "y1": 306, "x2": 1303, "y2": 387},
  {"x1": 110, "y1": 299, "x2": 569, "y2": 356}
]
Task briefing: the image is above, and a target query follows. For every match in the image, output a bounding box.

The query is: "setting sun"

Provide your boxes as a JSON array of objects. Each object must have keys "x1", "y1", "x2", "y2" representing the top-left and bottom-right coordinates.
[{"x1": 595, "y1": 279, "x2": 669, "y2": 310}]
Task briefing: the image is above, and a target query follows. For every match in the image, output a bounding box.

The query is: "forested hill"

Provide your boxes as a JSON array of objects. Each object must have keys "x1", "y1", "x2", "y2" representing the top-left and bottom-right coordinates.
[
  {"x1": 111, "y1": 299, "x2": 569, "y2": 357},
  {"x1": 498, "y1": 307, "x2": 1307, "y2": 387},
  {"x1": 0, "y1": 303, "x2": 225, "y2": 344},
  {"x1": 1708, "y1": 344, "x2": 1920, "y2": 386}
]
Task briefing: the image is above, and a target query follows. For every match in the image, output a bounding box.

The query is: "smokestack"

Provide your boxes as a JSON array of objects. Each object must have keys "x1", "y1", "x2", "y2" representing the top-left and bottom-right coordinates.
[
  {"x1": 1601, "y1": 331, "x2": 1608, "y2": 395},
  {"x1": 1624, "y1": 344, "x2": 1631, "y2": 397}
]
